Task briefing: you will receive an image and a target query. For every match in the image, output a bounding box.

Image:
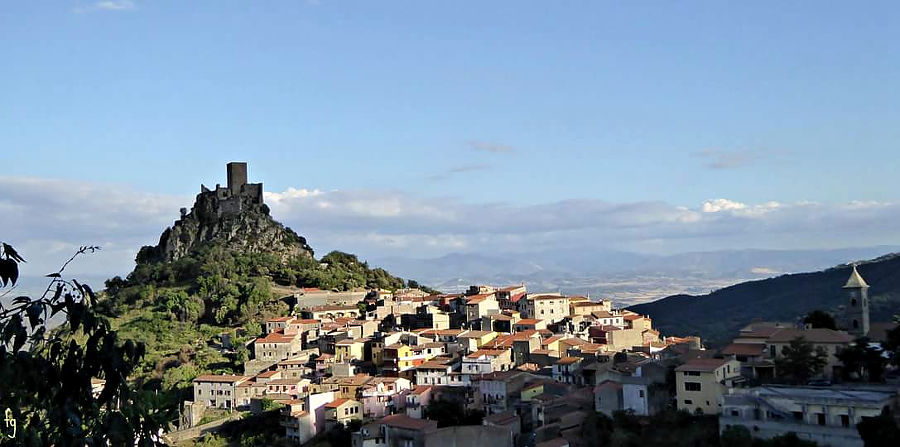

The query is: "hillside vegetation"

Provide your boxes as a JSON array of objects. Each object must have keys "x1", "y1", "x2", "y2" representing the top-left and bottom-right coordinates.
[{"x1": 629, "y1": 253, "x2": 900, "y2": 347}]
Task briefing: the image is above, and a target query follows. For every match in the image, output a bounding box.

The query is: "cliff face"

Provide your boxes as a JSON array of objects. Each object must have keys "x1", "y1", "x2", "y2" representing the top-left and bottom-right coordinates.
[{"x1": 136, "y1": 189, "x2": 314, "y2": 265}]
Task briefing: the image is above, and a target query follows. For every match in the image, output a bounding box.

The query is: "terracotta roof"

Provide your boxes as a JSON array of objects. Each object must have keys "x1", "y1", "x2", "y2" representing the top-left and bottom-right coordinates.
[
  {"x1": 721, "y1": 343, "x2": 767, "y2": 357},
  {"x1": 466, "y1": 348, "x2": 508, "y2": 359},
  {"x1": 516, "y1": 319, "x2": 542, "y2": 325},
  {"x1": 556, "y1": 356, "x2": 582, "y2": 365},
  {"x1": 767, "y1": 328, "x2": 852, "y2": 344},
  {"x1": 675, "y1": 358, "x2": 731, "y2": 372},
  {"x1": 193, "y1": 374, "x2": 249, "y2": 383},
  {"x1": 256, "y1": 333, "x2": 297, "y2": 344},
  {"x1": 484, "y1": 410, "x2": 519, "y2": 426},
  {"x1": 267, "y1": 316, "x2": 295, "y2": 322},
  {"x1": 257, "y1": 370, "x2": 279, "y2": 378},
  {"x1": 325, "y1": 398, "x2": 352, "y2": 408},
  {"x1": 410, "y1": 385, "x2": 432, "y2": 395},
  {"x1": 379, "y1": 413, "x2": 438, "y2": 431},
  {"x1": 459, "y1": 330, "x2": 493, "y2": 338},
  {"x1": 531, "y1": 294, "x2": 567, "y2": 301}
]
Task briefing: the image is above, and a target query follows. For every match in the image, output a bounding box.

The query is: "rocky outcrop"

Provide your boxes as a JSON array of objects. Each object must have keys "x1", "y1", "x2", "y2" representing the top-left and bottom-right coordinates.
[{"x1": 136, "y1": 189, "x2": 314, "y2": 265}]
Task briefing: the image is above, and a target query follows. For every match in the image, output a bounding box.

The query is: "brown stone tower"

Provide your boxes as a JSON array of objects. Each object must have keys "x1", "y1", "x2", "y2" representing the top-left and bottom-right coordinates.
[{"x1": 227, "y1": 162, "x2": 248, "y2": 196}]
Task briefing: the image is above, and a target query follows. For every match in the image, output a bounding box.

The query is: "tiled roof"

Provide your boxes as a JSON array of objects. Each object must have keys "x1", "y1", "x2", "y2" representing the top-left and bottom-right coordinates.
[
  {"x1": 324, "y1": 398, "x2": 352, "y2": 408},
  {"x1": 675, "y1": 358, "x2": 731, "y2": 372},
  {"x1": 193, "y1": 374, "x2": 249, "y2": 383},
  {"x1": 721, "y1": 343, "x2": 767, "y2": 356},
  {"x1": 767, "y1": 328, "x2": 852, "y2": 344},
  {"x1": 379, "y1": 413, "x2": 438, "y2": 431}
]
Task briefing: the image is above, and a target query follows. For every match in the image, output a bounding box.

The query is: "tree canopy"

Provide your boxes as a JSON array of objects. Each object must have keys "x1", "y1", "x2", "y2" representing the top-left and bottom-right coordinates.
[{"x1": 0, "y1": 243, "x2": 170, "y2": 445}]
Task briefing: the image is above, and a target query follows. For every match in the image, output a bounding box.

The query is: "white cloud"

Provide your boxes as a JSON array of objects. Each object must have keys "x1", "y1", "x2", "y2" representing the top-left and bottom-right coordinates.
[
  {"x1": 93, "y1": 1, "x2": 135, "y2": 11},
  {"x1": 468, "y1": 141, "x2": 513, "y2": 153},
  {"x1": 702, "y1": 198, "x2": 747, "y2": 213},
  {"x1": 4, "y1": 175, "x2": 900, "y2": 280}
]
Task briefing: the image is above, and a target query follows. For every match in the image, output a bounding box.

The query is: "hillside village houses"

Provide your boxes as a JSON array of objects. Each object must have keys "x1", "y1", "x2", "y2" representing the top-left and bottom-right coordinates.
[{"x1": 183, "y1": 266, "x2": 900, "y2": 447}]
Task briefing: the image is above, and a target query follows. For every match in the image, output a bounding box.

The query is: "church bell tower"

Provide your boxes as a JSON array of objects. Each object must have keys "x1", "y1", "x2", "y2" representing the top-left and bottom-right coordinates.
[{"x1": 843, "y1": 264, "x2": 870, "y2": 338}]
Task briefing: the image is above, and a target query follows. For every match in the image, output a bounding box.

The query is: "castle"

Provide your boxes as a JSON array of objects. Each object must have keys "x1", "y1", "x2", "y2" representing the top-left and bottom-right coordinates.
[{"x1": 196, "y1": 162, "x2": 264, "y2": 217}]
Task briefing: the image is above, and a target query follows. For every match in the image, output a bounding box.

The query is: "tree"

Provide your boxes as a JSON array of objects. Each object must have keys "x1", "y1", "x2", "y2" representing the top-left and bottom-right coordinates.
[
  {"x1": 883, "y1": 316, "x2": 900, "y2": 367},
  {"x1": 804, "y1": 310, "x2": 837, "y2": 330},
  {"x1": 775, "y1": 336, "x2": 828, "y2": 384},
  {"x1": 0, "y1": 243, "x2": 170, "y2": 445},
  {"x1": 857, "y1": 408, "x2": 900, "y2": 447},
  {"x1": 836, "y1": 338, "x2": 887, "y2": 382}
]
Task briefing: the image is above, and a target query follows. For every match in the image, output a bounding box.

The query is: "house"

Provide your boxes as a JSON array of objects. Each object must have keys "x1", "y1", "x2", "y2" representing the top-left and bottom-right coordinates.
[
  {"x1": 325, "y1": 398, "x2": 364, "y2": 427},
  {"x1": 514, "y1": 319, "x2": 547, "y2": 332},
  {"x1": 351, "y1": 413, "x2": 438, "y2": 447},
  {"x1": 484, "y1": 410, "x2": 522, "y2": 446},
  {"x1": 458, "y1": 330, "x2": 499, "y2": 352},
  {"x1": 522, "y1": 295, "x2": 570, "y2": 323},
  {"x1": 552, "y1": 357, "x2": 584, "y2": 385},
  {"x1": 266, "y1": 378, "x2": 308, "y2": 397},
  {"x1": 281, "y1": 391, "x2": 336, "y2": 445},
  {"x1": 765, "y1": 328, "x2": 852, "y2": 380},
  {"x1": 720, "y1": 385, "x2": 898, "y2": 447},
  {"x1": 405, "y1": 386, "x2": 432, "y2": 419},
  {"x1": 336, "y1": 338, "x2": 367, "y2": 363},
  {"x1": 254, "y1": 331, "x2": 302, "y2": 362},
  {"x1": 415, "y1": 360, "x2": 455, "y2": 386},
  {"x1": 465, "y1": 294, "x2": 501, "y2": 328},
  {"x1": 266, "y1": 316, "x2": 297, "y2": 333},
  {"x1": 360, "y1": 377, "x2": 412, "y2": 419},
  {"x1": 193, "y1": 374, "x2": 251, "y2": 409},
  {"x1": 721, "y1": 342, "x2": 773, "y2": 380},
  {"x1": 675, "y1": 357, "x2": 742, "y2": 415},
  {"x1": 299, "y1": 305, "x2": 360, "y2": 320},
  {"x1": 476, "y1": 370, "x2": 529, "y2": 415},
  {"x1": 463, "y1": 348, "x2": 514, "y2": 375}
]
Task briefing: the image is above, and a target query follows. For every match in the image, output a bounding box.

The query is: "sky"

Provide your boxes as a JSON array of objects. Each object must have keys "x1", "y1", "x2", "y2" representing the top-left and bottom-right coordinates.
[{"x1": 2, "y1": 1, "x2": 900, "y2": 279}]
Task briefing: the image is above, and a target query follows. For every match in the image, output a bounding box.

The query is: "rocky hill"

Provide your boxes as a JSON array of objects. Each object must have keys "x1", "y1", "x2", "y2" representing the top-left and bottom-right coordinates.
[
  {"x1": 628, "y1": 253, "x2": 900, "y2": 347},
  {"x1": 97, "y1": 164, "x2": 414, "y2": 407}
]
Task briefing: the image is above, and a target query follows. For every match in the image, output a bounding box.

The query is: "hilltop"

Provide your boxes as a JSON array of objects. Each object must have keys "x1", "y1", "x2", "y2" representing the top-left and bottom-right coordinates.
[
  {"x1": 628, "y1": 252, "x2": 900, "y2": 347},
  {"x1": 97, "y1": 163, "x2": 416, "y2": 405}
]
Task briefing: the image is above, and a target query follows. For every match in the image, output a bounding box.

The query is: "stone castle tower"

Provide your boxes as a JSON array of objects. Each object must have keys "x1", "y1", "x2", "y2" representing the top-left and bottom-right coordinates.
[
  {"x1": 843, "y1": 264, "x2": 870, "y2": 338},
  {"x1": 200, "y1": 162, "x2": 264, "y2": 217}
]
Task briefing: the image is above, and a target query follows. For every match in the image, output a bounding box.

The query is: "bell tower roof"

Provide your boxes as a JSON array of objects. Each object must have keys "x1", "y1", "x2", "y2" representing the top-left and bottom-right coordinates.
[{"x1": 843, "y1": 264, "x2": 869, "y2": 289}]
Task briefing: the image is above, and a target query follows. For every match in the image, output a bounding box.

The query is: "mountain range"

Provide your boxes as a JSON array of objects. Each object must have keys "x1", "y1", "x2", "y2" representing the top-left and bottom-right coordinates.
[{"x1": 629, "y1": 253, "x2": 900, "y2": 347}]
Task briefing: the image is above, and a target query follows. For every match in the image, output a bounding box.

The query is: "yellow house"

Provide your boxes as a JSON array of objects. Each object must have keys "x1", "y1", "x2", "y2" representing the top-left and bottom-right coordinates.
[
  {"x1": 676, "y1": 357, "x2": 741, "y2": 415},
  {"x1": 335, "y1": 338, "x2": 367, "y2": 363},
  {"x1": 458, "y1": 330, "x2": 498, "y2": 352},
  {"x1": 325, "y1": 398, "x2": 363, "y2": 426}
]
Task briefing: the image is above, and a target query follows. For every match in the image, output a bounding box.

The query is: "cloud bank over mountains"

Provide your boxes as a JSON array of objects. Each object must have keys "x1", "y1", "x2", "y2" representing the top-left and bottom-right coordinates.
[{"x1": 3, "y1": 175, "x2": 900, "y2": 279}]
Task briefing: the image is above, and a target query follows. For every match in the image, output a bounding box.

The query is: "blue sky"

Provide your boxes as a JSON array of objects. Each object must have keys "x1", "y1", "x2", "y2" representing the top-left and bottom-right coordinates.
[{"x1": 2, "y1": 1, "x2": 900, "y2": 277}]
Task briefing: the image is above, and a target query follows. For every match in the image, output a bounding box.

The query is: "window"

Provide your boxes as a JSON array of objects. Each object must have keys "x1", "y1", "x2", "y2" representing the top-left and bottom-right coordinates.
[
  {"x1": 793, "y1": 412, "x2": 803, "y2": 421},
  {"x1": 840, "y1": 415, "x2": 849, "y2": 427},
  {"x1": 684, "y1": 400, "x2": 693, "y2": 405},
  {"x1": 684, "y1": 382, "x2": 702, "y2": 392},
  {"x1": 817, "y1": 413, "x2": 826, "y2": 426},
  {"x1": 851, "y1": 298, "x2": 857, "y2": 307},
  {"x1": 731, "y1": 410, "x2": 739, "y2": 417},
  {"x1": 684, "y1": 371, "x2": 701, "y2": 376},
  {"x1": 639, "y1": 390, "x2": 645, "y2": 398}
]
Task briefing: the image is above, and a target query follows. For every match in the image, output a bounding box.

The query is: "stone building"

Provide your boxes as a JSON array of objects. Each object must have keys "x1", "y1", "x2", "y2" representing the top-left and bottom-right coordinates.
[{"x1": 843, "y1": 264, "x2": 870, "y2": 338}]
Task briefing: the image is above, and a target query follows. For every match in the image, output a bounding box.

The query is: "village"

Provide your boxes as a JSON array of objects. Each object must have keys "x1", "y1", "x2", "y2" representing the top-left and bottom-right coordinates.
[{"x1": 182, "y1": 266, "x2": 899, "y2": 447}]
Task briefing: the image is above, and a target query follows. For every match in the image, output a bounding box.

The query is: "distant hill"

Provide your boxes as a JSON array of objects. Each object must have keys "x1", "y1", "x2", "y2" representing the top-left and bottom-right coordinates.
[{"x1": 628, "y1": 253, "x2": 900, "y2": 347}]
